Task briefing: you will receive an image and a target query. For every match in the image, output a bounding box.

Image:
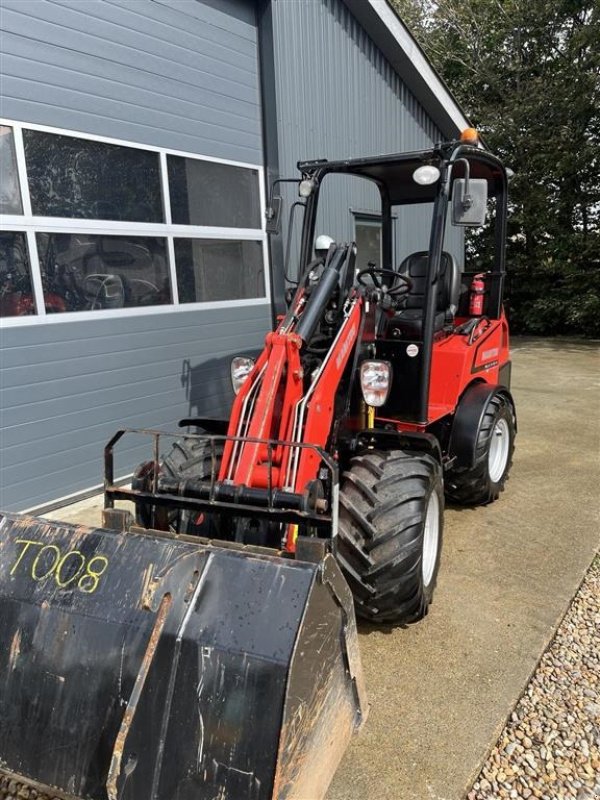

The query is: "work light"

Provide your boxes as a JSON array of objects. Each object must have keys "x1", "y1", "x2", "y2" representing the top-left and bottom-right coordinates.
[
  {"x1": 360, "y1": 360, "x2": 392, "y2": 407},
  {"x1": 299, "y1": 178, "x2": 316, "y2": 197},
  {"x1": 413, "y1": 165, "x2": 440, "y2": 185}
]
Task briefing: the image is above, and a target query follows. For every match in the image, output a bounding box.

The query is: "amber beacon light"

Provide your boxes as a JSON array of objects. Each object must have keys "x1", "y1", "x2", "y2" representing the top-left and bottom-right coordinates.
[{"x1": 460, "y1": 127, "x2": 480, "y2": 145}]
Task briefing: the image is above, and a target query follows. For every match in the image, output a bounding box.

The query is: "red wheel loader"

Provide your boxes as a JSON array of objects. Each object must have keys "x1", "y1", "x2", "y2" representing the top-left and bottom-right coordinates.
[{"x1": 0, "y1": 131, "x2": 515, "y2": 800}]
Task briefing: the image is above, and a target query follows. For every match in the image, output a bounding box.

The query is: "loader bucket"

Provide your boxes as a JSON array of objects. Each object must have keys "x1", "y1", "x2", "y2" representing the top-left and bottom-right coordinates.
[{"x1": 0, "y1": 513, "x2": 366, "y2": 800}]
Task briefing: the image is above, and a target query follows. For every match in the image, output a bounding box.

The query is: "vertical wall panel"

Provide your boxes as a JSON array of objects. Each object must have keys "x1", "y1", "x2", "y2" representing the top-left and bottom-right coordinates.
[{"x1": 271, "y1": 0, "x2": 463, "y2": 265}]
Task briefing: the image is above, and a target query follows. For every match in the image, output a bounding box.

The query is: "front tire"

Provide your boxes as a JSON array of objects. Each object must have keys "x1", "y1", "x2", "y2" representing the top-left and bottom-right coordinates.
[
  {"x1": 446, "y1": 392, "x2": 516, "y2": 505},
  {"x1": 133, "y1": 434, "x2": 223, "y2": 535},
  {"x1": 336, "y1": 450, "x2": 444, "y2": 625}
]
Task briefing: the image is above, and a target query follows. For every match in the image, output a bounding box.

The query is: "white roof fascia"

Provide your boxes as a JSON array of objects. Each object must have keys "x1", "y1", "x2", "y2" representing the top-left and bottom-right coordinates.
[
  {"x1": 341, "y1": 0, "x2": 471, "y2": 137},
  {"x1": 373, "y1": 0, "x2": 470, "y2": 130}
]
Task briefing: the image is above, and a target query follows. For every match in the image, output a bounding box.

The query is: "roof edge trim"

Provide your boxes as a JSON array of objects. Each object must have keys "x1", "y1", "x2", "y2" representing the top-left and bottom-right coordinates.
[{"x1": 340, "y1": 0, "x2": 471, "y2": 138}]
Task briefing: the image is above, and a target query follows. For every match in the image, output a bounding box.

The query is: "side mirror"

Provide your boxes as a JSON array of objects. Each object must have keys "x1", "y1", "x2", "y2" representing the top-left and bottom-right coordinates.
[
  {"x1": 265, "y1": 196, "x2": 282, "y2": 235},
  {"x1": 452, "y1": 178, "x2": 488, "y2": 227}
]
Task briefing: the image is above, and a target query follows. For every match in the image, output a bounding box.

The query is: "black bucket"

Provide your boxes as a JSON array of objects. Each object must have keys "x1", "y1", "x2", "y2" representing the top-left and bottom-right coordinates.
[{"x1": 0, "y1": 513, "x2": 366, "y2": 800}]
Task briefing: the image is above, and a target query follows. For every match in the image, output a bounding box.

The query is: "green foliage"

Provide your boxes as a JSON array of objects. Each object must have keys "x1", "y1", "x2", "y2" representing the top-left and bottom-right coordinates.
[{"x1": 392, "y1": 0, "x2": 600, "y2": 336}]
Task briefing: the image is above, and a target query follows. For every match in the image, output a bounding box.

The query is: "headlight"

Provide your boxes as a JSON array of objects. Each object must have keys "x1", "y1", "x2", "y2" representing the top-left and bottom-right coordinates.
[
  {"x1": 231, "y1": 357, "x2": 255, "y2": 395},
  {"x1": 360, "y1": 360, "x2": 392, "y2": 407}
]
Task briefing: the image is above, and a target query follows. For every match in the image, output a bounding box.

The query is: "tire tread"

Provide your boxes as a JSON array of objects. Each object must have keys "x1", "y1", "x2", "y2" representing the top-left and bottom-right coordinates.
[{"x1": 337, "y1": 449, "x2": 443, "y2": 624}]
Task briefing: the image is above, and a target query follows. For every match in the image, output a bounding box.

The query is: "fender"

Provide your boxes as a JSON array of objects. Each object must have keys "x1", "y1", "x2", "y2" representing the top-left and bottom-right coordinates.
[
  {"x1": 354, "y1": 429, "x2": 442, "y2": 463},
  {"x1": 178, "y1": 417, "x2": 229, "y2": 434},
  {"x1": 449, "y1": 382, "x2": 516, "y2": 469}
]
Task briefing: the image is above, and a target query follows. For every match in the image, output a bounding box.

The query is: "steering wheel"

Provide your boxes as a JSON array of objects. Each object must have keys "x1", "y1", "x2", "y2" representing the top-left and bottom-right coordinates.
[{"x1": 356, "y1": 267, "x2": 413, "y2": 298}]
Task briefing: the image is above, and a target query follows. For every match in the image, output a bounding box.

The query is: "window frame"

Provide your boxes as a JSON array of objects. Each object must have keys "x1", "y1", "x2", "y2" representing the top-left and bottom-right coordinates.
[{"x1": 0, "y1": 119, "x2": 270, "y2": 327}]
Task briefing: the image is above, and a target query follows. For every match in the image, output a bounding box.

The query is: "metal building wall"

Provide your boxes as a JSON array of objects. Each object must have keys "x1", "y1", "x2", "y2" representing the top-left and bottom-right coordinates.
[
  {"x1": 1, "y1": 306, "x2": 268, "y2": 510},
  {"x1": 270, "y1": 0, "x2": 464, "y2": 265},
  {"x1": 0, "y1": 0, "x2": 270, "y2": 511},
  {"x1": 0, "y1": 0, "x2": 465, "y2": 511}
]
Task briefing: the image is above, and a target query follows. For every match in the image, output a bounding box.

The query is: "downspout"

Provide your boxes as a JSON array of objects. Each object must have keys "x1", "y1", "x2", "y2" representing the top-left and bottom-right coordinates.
[{"x1": 256, "y1": 0, "x2": 285, "y2": 326}]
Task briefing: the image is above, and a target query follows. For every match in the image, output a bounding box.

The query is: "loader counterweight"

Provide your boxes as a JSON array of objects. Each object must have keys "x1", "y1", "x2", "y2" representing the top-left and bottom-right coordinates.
[{"x1": 0, "y1": 514, "x2": 366, "y2": 800}]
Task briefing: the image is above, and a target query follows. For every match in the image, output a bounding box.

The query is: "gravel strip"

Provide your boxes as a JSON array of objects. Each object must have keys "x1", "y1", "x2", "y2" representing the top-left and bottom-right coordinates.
[
  {"x1": 0, "y1": 774, "x2": 62, "y2": 800},
  {"x1": 468, "y1": 556, "x2": 600, "y2": 800}
]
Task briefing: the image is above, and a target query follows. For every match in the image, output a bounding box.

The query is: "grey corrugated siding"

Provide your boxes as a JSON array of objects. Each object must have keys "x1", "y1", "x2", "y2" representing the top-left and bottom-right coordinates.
[
  {"x1": 0, "y1": 305, "x2": 269, "y2": 510},
  {"x1": 0, "y1": 0, "x2": 269, "y2": 510},
  {"x1": 271, "y1": 0, "x2": 463, "y2": 262},
  {"x1": 0, "y1": 0, "x2": 262, "y2": 163}
]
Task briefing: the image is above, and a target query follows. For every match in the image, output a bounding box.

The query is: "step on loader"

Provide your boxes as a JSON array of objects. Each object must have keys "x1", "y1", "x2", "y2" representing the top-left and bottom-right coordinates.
[{"x1": 0, "y1": 130, "x2": 516, "y2": 799}]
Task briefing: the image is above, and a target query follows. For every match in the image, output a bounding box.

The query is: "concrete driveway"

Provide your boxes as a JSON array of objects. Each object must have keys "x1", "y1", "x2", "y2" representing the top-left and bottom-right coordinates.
[
  {"x1": 44, "y1": 337, "x2": 600, "y2": 800},
  {"x1": 327, "y1": 338, "x2": 600, "y2": 800}
]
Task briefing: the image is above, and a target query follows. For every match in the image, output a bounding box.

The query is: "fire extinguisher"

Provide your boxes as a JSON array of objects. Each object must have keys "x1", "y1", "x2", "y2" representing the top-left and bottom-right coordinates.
[{"x1": 469, "y1": 273, "x2": 486, "y2": 316}]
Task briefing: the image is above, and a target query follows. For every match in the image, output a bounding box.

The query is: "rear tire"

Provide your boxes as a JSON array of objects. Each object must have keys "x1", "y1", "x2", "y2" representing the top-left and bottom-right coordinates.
[
  {"x1": 336, "y1": 450, "x2": 444, "y2": 625},
  {"x1": 133, "y1": 435, "x2": 223, "y2": 535},
  {"x1": 446, "y1": 392, "x2": 516, "y2": 505}
]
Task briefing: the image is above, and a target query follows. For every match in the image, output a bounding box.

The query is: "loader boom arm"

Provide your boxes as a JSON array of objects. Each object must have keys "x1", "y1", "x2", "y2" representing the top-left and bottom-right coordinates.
[{"x1": 219, "y1": 245, "x2": 361, "y2": 509}]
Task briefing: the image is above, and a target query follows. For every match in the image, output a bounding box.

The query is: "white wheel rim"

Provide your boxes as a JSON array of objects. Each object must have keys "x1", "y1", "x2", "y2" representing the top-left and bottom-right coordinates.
[
  {"x1": 488, "y1": 418, "x2": 510, "y2": 483},
  {"x1": 422, "y1": 491, "x2": 440, "y2": 587}
]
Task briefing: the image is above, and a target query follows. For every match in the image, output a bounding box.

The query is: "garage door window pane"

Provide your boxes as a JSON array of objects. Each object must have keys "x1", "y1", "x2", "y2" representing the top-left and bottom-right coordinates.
[
  {"x1": 0, "y1": 232, "x2": 35, "y2": 317},
  {"x1": 24, "y1": 131, "x2": 163, "y2": 222},
  {"x1": 174, "y1": 239, "x2": 264, "y2": 303},
  {"x1": 168, "y1": 156, "x2": 261, "y2": 228},
  {"x1": 36, "y1": 233, "x2": 171, "y2": 312},
  {"x1": 1, "y1": 127, "x2": 23, "y2": 215}
]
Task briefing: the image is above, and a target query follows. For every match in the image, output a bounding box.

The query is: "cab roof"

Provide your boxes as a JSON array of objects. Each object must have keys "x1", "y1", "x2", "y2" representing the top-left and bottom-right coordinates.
[{"x1": 297, "y1": 144, "x2": 507, "y2": 205}]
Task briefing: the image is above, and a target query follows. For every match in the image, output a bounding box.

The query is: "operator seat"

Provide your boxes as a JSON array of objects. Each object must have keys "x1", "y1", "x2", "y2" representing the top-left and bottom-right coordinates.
[{"x1": 387, "y1": 250, "x2": 461, "y2": 339}]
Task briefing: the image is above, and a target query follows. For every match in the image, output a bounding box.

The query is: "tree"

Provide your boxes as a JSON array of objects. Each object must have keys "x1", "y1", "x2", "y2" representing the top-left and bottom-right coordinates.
[{"x1": 393, "y1": 0, "x2": 600, "y2": 336}]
